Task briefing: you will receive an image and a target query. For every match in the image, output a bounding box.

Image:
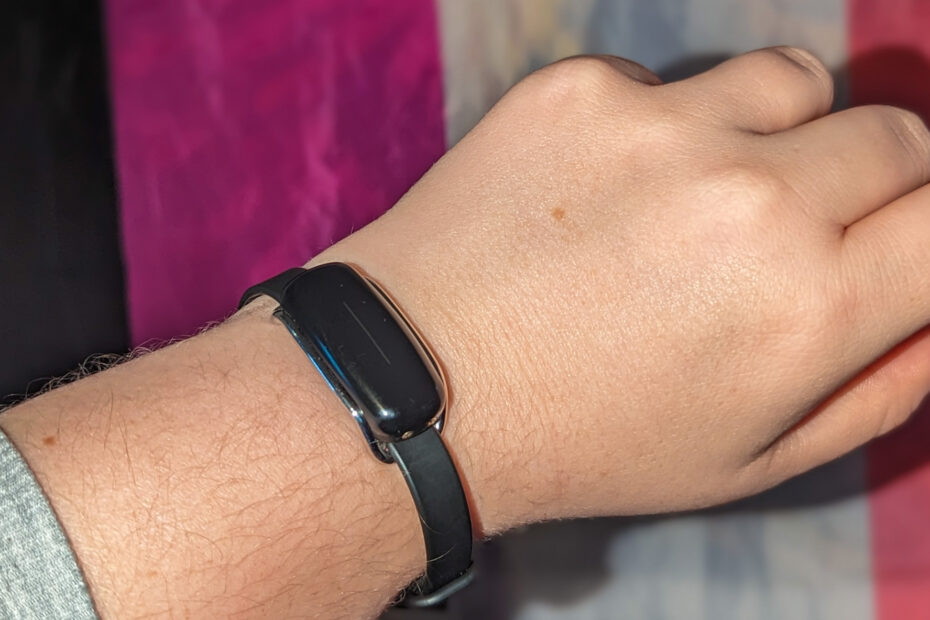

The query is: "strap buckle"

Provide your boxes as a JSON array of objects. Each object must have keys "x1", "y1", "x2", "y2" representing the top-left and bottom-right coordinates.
[{"x1": 398, "y1": 565, "x2": 476, "y2": 608}]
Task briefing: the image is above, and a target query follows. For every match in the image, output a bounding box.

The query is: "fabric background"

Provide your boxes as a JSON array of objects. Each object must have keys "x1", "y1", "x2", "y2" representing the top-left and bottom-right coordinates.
[
  {"x1": 103, "y1": 1, "x2": 930, "y2": 618},
  {"x1": 2, "y1": 1, "x2": 928, "y2": 618}
]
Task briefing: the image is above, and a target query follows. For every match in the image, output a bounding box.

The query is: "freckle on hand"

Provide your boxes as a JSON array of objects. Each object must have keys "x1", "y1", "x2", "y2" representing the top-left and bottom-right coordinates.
[
  {"x1": 551, "y1": 207, "x2": 566, "y2": 222},
  {"x1": 42, "y1": 435, "x2": 56, "y2": 447}
]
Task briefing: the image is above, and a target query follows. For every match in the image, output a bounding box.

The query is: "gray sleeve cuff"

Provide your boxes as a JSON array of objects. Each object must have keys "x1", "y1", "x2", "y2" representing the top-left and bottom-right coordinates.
[{"x1": 0, "y1": 427, "x2": 98, "y2": 619}]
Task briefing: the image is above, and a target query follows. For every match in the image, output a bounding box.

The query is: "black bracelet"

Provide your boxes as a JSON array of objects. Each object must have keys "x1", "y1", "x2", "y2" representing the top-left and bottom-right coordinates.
[{"x1": 239, "y1": 263, "x2": 475, "y2": 607}]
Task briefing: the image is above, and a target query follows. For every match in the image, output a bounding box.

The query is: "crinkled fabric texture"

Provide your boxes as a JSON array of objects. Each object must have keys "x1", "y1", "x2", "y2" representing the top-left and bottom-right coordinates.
[{"x1": 0, "y1": 428, "x2": 97, "y2": 619}]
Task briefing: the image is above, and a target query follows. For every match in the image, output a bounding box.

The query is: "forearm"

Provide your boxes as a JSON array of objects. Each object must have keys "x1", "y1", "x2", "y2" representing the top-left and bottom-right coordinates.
[{"x1": 0, "y1": 294, "x2": 491, "y2": 618}]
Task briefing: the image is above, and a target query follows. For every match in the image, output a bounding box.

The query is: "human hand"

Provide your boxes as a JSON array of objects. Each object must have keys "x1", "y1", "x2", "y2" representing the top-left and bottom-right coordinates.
[
  {"x1": 5, "y1": 47, "x2": 929, "y2": 618},
  {"x1": 314, "y1": 47, "x2": 930, "y2": 532}
]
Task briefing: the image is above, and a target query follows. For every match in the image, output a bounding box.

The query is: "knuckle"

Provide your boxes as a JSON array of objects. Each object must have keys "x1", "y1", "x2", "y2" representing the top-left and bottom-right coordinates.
[
  {"x1": 751, "y1": 46, "x2": 833, "y2": 92},
  {"x1": 512, "y1": 55, "x2": 654, "y2": 128},
  {"x1": 873, "y1": 392, "x2": 919, "y2": 438},
  {"x1": 696, "y1": 163, "x2": 794, "y2": 217},
  {"x1": 526, "y1": 55, "x2": 630, "y2": 101},
  {"x1": 772, "y1": 46, "x2": 830, "y2": 79},
  {"x1": 874, "y1": 105, "x2": 930, "y2": 175},
  {"x1": 554, "y1": 55, "x2": 631, "y2": 85}
]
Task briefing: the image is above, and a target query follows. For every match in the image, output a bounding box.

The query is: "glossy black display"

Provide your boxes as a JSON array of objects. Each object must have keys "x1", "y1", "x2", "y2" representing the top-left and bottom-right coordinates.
[{"x1": 277, "y1": 263, "x2": 445, "y2": 442}]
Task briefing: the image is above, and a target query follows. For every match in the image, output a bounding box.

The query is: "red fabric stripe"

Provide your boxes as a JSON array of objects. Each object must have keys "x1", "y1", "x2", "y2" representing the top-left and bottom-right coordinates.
[
  {"x1": 850, "y1": 1, "x2": 930, "y2": 617},
  {"x1": 107, "y1": 0, "x2": 445, "y2": 344}
]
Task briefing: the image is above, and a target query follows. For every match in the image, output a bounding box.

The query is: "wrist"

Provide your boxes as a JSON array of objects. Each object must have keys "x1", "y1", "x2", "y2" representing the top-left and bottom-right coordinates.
[
  {"x1": 0, "y1": 301, "x2": 428, "y2": 617},
  {"x1": 304, "y1": 248, "x2": 557, "y2": 535}
]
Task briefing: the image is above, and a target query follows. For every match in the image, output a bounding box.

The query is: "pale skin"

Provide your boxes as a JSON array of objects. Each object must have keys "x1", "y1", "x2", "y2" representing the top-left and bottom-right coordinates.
[{"x1": 2, "y1": 46, "x2": 930, "y2": 618}]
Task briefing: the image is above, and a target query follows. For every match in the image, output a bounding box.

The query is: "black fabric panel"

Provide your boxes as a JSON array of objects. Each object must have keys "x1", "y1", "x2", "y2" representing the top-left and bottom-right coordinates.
[{"x1": 0, "y1": 1, "x2": 126, "y2": 404}]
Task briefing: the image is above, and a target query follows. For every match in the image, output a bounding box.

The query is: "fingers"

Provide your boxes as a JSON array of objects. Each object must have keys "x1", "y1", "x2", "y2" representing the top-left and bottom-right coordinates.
[
  {"x1": 769, "y1": 105, "x2": 930, "y2": 226},
  {"x1": 681, "y1": 47, "x2": 834, "y2": 133},
  {"x1": 754, "y1": 325, "x2": 930, "y2": 481},
  {"x1": 843, "y1": 179, "x2": 930, "y2": 343}
]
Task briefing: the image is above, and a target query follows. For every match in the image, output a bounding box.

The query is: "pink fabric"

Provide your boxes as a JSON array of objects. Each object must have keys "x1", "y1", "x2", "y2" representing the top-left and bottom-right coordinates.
[
  {"x1": 107, "y1": 0, "x2": 445, "y2": 344},
  {"x1": 850, "y1": 1, "x2": 930, "y2": 617}
]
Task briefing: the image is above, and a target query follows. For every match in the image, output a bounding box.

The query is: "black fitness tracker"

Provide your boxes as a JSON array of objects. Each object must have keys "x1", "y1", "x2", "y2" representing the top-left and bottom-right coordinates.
[{"x1": 239, "y1": 263, "x2": 475, "y2": 607}]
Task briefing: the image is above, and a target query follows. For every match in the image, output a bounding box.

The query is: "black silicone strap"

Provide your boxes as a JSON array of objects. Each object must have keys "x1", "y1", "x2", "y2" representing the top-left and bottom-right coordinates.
[
  {"x1": 238, "y1": 268, "x2": 304, "y2": 308},
  {"x1": 388, "y1": 427, "x2": 475, "y2": 607},
  {"x1": 239, "y1": 266, "x2": 474, "y2": 607}
]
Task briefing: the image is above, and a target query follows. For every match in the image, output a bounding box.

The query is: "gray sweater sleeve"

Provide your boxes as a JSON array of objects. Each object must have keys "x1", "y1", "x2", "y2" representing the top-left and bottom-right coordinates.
[{"x1": 0, "y1": 428, "x2": 98, "y2": 619}]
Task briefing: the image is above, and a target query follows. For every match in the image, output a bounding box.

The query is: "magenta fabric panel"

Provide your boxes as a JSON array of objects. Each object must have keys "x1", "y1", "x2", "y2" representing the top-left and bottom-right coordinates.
[{"x1": 107, "y1": 0, "x2": 445, "y2": 344}]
